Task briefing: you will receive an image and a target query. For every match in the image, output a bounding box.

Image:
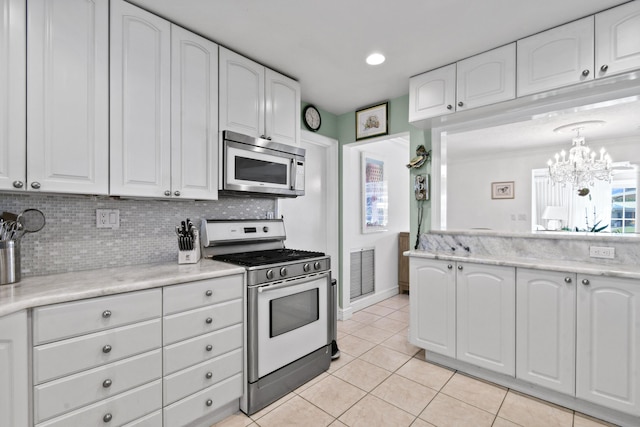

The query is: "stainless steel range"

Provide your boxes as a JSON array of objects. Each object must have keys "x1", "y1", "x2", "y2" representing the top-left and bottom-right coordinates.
[{"x1": 200, "y1": 219, "x2": 335, "y2": 415}]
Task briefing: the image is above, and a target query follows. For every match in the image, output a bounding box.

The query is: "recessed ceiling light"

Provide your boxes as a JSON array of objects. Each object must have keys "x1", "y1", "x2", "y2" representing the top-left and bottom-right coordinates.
[{"x1": 366, "y1": 53, "x2": 385, "y2": 65}]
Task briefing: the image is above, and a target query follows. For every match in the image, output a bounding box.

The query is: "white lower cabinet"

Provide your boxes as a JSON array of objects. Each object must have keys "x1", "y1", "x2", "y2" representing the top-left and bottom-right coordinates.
[
  {"x1": 576, "y1": 274, "x2": 640, "y2": 416},
  {"x1": 516, "y1": 269, "x2": 576, "y2": 395},
  {"x1": 0, "y1": 310, "x2": 29, "y2": 427}
]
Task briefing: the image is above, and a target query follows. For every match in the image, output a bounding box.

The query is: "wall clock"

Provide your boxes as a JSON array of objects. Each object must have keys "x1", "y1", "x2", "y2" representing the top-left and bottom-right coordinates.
[{"x1": 303, "y1": 105, "x2": 321, "y2": 132}]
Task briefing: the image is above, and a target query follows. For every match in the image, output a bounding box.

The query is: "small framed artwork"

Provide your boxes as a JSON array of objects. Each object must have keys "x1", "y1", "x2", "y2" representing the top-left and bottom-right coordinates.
[
  {"x1": 356, "y1": 102, "x2": 389, "y2": 141},
  {"x1": 491, "y1": 181, "x2": 515, "y2": 199}
]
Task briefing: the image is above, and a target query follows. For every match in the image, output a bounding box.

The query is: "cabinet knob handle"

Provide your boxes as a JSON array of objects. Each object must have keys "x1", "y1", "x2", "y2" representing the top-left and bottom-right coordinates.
[
  {"x1": 102, "y1": 310, "x2": 111, "y2": 318},
  {"x1": 206, "y1": 344, "x2": 213, "y2": 352},
  {"x1": 102, "y1": 379, "x2": 112, "y2": 388},
  {"x1": 457, "y1": 265, "x2": 463, "y2": 270},
  {"x1": 446, "y1": 104, "x2": 453, "y2": 110},
  {"x1": 564, "y1": 277, "x2": 572, "y2": 283},
  {"x1": 205, "y1": 289, "x2": 213, "y2": 297},
  {"x1": 174, "y1": 190, "x2": 181, "y2": 197},
  {"x1": 102, "y1": 344, "x2": 112, "y2": 353},
  {"x1": 12, "y1": 181, "x2": 23, "y2": 188},
  {"x1": 206, "y1": 399, "x2": 213, "y2": 407},
  {"x1": 30, "y1": 181, "x2": 41, "y2": 189},
  {"x1": 164, "y1": 190, "x2": 171, "y2": 196},
  {"x1": 260, "y1": 135, "x2": 266, "y2": 139},
  {"x1": 103, "y1": 413, "x2": 113, "y2": 423},
  {"x1": 205, "y1": 371, "x2": 213, "y2": 379},
  {"x1": 447, "y1": 264, "x2": 453, "y2": 270},
  {"x1": 457, "y1": 101, "x2": 464, "y2": 107},
  {"x1": 582, "y1": 279, "x2": 590, "y2": 286},
  {"x1": 582, "y1": 69, "x2": 590, "y2": 77},
  {"x1": 267, "y1": 136, "x2": 272, "y2": 140},
  {"x1": 600, "y1": 64, "x2": 608, "y2": 72},
  {"x1": 205, "y1": 317, "x2": 213, "y2": 324}
]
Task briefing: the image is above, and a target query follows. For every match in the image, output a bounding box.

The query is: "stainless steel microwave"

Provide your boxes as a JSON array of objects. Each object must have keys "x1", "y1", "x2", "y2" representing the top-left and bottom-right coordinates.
[{"x1": 220, "y1": 130, "x2": 305, "y2": 198}]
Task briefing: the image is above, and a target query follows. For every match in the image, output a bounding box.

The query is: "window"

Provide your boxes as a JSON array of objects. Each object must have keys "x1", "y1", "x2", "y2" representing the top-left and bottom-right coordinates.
[{"x1": 611, "y1": 186, "x2": 636, "y2": 233}]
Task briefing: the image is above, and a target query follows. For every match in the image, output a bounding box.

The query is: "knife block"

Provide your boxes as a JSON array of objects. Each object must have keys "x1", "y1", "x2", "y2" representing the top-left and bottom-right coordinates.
[{"x1": 178, "y1": 229, "x2": 201, "y2": 264}]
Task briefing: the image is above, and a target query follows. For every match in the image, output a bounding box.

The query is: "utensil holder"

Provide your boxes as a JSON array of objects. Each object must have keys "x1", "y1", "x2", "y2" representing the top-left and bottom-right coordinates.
[
  {"x1": 178, "y1": 229, "x2": 201, "y2": 265},
  {"x1": 0, "y1": 240, "x2": 20, "y2": 285}
]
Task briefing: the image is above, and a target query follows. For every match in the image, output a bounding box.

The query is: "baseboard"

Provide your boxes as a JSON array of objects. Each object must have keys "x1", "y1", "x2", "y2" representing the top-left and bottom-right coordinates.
[
  {"x1": 338, "y1": 306, "x2": 353, "y2": 320},
  {"x1": 349, "y1": 287, "x2": 399, "y2": 313}
]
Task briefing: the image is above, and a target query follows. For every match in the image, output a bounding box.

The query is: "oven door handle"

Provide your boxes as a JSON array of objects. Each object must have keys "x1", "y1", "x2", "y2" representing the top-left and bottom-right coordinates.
[{"x1": 257, "y1": 274, "x2": 328, "y2": 293}]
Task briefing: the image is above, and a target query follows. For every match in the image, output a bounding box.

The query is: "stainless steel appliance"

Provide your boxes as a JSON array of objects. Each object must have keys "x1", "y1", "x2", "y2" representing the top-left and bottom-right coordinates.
[
  {"x1": 220, "y1": 130, "x2": 305, "y2": 198},
  {"x1": 201, "y1": 219, "x2": 333, "y2": 415}
]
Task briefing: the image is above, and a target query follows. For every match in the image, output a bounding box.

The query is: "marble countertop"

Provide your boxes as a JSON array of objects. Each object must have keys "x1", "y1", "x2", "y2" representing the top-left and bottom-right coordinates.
[
  {"x1": 406, "y1": 250, "x2": 640, "y2": 280},
  {"x1": 0, "y1": 260, "x2": 245, "y2": 317}
]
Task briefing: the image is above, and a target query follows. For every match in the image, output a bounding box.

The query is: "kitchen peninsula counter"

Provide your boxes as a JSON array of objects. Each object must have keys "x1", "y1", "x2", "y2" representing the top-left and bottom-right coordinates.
[{"x1": 0, "y1": 261, "x2": 244, "y2": 317}]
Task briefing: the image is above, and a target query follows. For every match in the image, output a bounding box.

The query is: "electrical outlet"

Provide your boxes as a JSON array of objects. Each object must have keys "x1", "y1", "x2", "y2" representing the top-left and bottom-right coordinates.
[
  {"x1": 589, "y1": 246, "x2": 615, "y2": 259},
  {"x1": 96, "y1": 209, "x2": 120, "y2": 229}
]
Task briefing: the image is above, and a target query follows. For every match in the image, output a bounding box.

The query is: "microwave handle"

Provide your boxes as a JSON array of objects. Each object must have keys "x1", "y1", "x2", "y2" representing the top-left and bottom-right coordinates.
[{"x1": 289, "y1": 159, "x2": 296, "y2": 190}]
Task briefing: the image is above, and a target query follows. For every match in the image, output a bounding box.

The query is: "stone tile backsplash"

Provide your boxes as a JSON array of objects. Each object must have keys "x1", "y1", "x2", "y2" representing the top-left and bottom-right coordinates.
[{"x1": 1, "y1": 193, "x2": 275, "y2": 277}]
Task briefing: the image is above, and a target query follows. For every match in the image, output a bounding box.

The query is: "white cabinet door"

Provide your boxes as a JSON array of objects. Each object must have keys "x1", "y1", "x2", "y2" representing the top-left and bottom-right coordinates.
[
  {"x1": 0, "y1": 0, "x2": 26, "y2": 192},
  {"x1": 27, "y1": 0, "x2": 108, "y2": 195},
  {"x1": 0, "y1": 311, "x2": 29, "y2": 427},
  {"x1": 409, "y1": 64, "x2": 456, "y2": 122},
  {"x1": 596, "y1": 1, "x2": 640, "y2": 78},
  {"x1": 517, "y1": 17, "x2": 594, "y2": 96},
  {"x1": 456, "y1": 43, "x2": 516, "y2": 111},
  {"x1": 265, "y1": 68, "x2": 300, "y2": 145},
  {"x1": 516, "y1": 269, "x2": 575, "y2": 394},
  {"x1": 171, "y1": 25, "x2": 218, "y2": 200},
  {"x1": 219, "y1": 47, "x2": 265, "y2": 138},
  {"x1": 576, "y1": 274, "x2": 640, "y2": 416},
  {"x1": 409, "y1": 258, "x2": 456, "y2": 358},
  {"x1": 457, "y1": 263, "x2": 515, "y2": 376},
  {"x1": 110, "y1": 0, "x2": 171, "y2": 198}
]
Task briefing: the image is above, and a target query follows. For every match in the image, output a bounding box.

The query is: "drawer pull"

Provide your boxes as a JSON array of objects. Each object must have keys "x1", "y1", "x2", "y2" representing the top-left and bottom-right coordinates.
[
  {"x1": 582, "y1": 279, "x2": 590, "y2": 286},
  {"x1": 205, "y1": 290, "x2": 213, "y2": 297},
  {"x1": 102, "y1": 345, "x2": 112, "y2": 354},
  {"x1": 206, "y1": 399, "x2": 213, "y2": 407},
  {"x1": 457, "y1": 265, "x2": 463, "y2": 270},
  {"x1": 102, "y1": 379, "x2": 112, "y2": 388},
  {"x1": 206, "y1": 344, "x2": 213, "y2": 352},
  {"x1": 103, "y1": 413, "x2": 113, "y2": 423},
  {"x1": 205, "y1": 371, "x2": 213, "y2": 379},
  {"x1": 205, "y1": 317, "x2": 213, "y2": 324},
  {"x1": 564, "y1": 277, "x2": 572, "y2": 283},
  {"x1": 102, "y1": 310, "x2": 112, "y2": 318}
]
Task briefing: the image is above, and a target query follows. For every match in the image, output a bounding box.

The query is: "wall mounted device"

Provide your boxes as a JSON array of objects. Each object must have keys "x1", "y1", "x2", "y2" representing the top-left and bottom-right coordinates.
[{"x1": 415, "y1": 174, "x2": 429, "y2": 200}]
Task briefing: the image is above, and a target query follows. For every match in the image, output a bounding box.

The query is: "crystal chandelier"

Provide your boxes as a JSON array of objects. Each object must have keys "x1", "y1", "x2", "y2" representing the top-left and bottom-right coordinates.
[{"x1": 547, "y1": 127, "x2": 612, "y2": 188}]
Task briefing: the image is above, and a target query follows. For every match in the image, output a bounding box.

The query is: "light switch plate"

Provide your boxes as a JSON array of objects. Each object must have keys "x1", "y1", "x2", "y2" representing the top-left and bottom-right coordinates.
[{"x1": 96, "y1": 209, "x2": 120, "y2": 229}]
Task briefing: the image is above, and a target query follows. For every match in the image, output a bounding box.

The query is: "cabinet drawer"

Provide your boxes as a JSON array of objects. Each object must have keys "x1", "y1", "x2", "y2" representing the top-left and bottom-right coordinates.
[
  {"x1": 122, "y1": 410, "x2": 162, "y2": 426},
  {"x1": 33, "y1": 289, "x2": 161, "y2": 345},
  {"x1": 37, "y1": 379, "x2": 162, "y2": 427},
  {"x1": 163, "y1": 323, "x2": 242, "y2": 375},
  {"x1": 163, "y1": 274, "x2": 243, "y2": 315},
  {"x1": 163, "y1": 373, "x2": 242, "y2": 427},
  {"x1": 34, "y1": 349, "x2": 162, "y2": 423},
  {"x1": 34, "y1": 319, "x2": 162, "y2": 384},
  {"x1": 163, "y1": 298, "x2": 243, "y2": 345},
  {"x1": 164, "y1": 348, "x2": 242, "y2": 405}
]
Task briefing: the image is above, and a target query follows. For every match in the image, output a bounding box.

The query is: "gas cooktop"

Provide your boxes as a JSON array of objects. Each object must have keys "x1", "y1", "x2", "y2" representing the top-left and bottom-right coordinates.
[{"x1": 212, "y1": 248, "x2": 325, "y2": 267}]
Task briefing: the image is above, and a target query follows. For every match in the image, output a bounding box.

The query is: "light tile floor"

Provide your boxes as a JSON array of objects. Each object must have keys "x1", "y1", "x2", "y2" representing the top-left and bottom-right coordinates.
[{"x1": 213, "y1": 294, "x2": 616, "y2": 427}]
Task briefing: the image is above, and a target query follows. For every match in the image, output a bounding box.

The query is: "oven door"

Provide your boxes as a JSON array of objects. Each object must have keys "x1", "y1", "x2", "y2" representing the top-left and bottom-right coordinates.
[{"x1": 249, "y1": 272, "x2": 330, "y2": 380}]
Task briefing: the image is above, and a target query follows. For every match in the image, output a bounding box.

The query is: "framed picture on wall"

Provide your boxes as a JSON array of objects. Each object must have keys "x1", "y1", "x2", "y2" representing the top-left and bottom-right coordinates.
[
  {"x1": 356, "y1": 102, "x2": 389, "y2": 141},
  {"x1": 491, "y1": 181, "x2": 515, "y2": 199},
  {"x1": 362, "y1": 152, "x2": 388, "y2": 233}
]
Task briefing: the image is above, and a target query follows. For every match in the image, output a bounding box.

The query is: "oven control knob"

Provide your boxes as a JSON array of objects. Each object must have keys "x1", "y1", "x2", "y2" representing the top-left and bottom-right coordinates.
[
  {"x1": 303, "y1": 263, "x2": 310, "y2": 272},
  {"x1": 280, "y1": 267, "x2": 287, "y2": 277},
  {"x1": 314, "y1": 261, "x2": 322, "y2": 270},
  {"x1": 266, "y1": 269, "x2": 274, "y2": 280}
]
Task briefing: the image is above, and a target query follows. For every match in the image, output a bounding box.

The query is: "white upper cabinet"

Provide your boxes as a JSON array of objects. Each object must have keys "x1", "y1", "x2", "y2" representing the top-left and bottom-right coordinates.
[
  {"x1": 516, "y1": 269, "x2": 576, "y2": 395},
  {"x1": 595, "y1": 0, "x2": 640, "y2": 78},
  {"x1": 27, "y1": 0, "x2": 109, "y2": 195},
  {"x1": 110, "y1": 0, "x2": 171, "y2": 198},
  {"x1": 456, "y1": 263, "x2": 516, "y2": 376},
  {"x1": 219, "y1": 47, "x2": 300, "y2": 145},
  {"x1": 0, "y1": 0, "x2": 26, "y2": 192},
  {"x1": 456, "y1": 43, "x2": 516, "y2": 110},
  {"x1": 517, "y1": 17, "x2": 595, "y2": 96},
  {"x1": 265, "y1": 68, "x2": 301, "y2": 146},
  {"x1": 576, "y1": 274, "x2": 640, "y2": 416},
  {"x1": 409, "y1": 64, "x2": 456, "y2": 122},
  {"x1": 171, "y1": 25, "x2": 219, "y2": 200}
]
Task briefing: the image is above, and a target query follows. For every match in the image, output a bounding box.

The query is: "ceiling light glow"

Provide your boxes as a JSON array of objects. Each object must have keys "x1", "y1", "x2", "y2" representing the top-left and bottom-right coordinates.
[{"x1": 366, "y1": 53, "x2": 385, "y2": 65}]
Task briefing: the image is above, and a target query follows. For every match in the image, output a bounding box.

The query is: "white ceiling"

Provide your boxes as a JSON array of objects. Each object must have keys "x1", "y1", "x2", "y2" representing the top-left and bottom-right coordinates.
[{"x1": 127, "y1": 0, "x2": 630, "y2": 115}]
